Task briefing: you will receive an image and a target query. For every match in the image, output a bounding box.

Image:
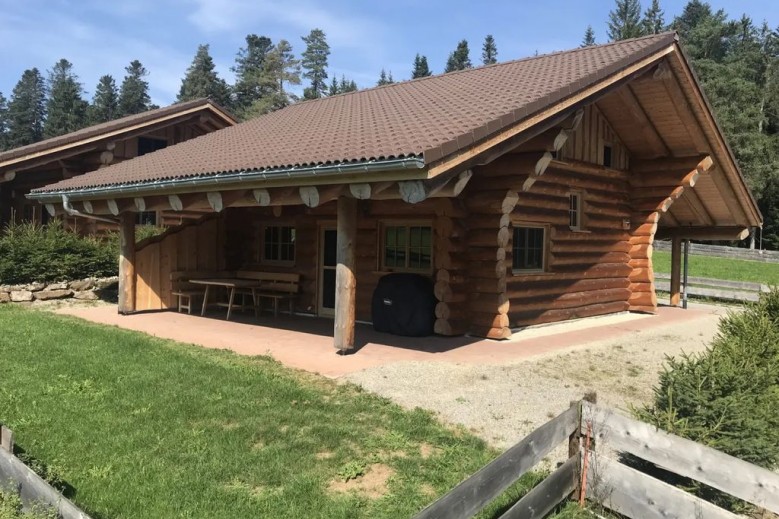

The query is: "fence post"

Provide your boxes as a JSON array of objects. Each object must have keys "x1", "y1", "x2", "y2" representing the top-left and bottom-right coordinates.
[{"x1": 0, "y1": 425, "x2": 14, "y2": 453}]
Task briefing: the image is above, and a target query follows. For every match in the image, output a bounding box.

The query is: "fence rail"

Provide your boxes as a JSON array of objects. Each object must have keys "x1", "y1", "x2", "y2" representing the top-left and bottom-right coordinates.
[
  {"x1": 0, "y1": 424, "x2": 92, "y2": 519},
  {"x1": 414, "y1": 400, "x2": 779, "y2": 519},
  {"x1": 655, "y1": 272, "x2": 768, "y2": 303},
  {"x1": 654, "y1": 240, "x2": 779, "y2": 263}
]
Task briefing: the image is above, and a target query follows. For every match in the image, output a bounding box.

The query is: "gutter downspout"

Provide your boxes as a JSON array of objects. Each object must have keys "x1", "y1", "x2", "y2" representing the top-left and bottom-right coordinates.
[{"x1": 62, "y1": 195, "x2": 119, "y2": 225}]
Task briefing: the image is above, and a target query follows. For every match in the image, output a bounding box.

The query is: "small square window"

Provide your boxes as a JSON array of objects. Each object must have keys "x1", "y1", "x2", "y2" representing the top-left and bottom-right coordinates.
[
  {"x1": 512, "y1": 226, "x2": 546, "y2": 272},
  {"x1": 382, "y1": 224, "x2": 432, "y2": 271},
  {"x1": 136, "y1": 211, "x2": 157, "y2": 225},
  {"x1": 262, "y1": 226, "x2": 296, "y2": 264}
]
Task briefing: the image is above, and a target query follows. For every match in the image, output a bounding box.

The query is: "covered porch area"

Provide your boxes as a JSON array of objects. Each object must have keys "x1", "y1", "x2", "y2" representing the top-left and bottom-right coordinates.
[{"x1": 56, "y1": 301, "x2": 719, "y2": 377}]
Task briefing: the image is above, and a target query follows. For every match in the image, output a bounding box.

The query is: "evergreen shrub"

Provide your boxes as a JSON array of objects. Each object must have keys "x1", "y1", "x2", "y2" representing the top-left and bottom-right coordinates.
[{"x1": 0, "y1": 221, "x2": 118, "y2": 284}]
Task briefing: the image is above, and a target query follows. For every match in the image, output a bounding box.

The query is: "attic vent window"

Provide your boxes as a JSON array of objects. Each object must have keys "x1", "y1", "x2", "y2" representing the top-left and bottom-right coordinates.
[
  {"x1": 569, "y1": 192, "x2": 583, "y2": 231},
  {"x1": 602, "y1": 145, "x2": 613, "y2": 168}
]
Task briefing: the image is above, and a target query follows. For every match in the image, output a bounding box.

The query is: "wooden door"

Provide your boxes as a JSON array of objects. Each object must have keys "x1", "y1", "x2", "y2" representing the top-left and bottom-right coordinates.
[{"x1": 318, "y1": 227, "x2": 337, "y2": 317}]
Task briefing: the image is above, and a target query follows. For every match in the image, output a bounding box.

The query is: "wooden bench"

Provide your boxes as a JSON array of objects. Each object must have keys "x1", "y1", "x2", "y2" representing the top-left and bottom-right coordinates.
[
  {"x1": 170, "y1": 270, "x2": 223, "y2": 314},
  {"x1": 235, "y1": 271, "x2": 301, "y2": 317}
]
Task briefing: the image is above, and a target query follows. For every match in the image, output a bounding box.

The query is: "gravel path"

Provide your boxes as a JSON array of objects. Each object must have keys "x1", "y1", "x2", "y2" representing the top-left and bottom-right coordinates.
[{"x1": 344, "y1": 304, "x2": 728, "y2": 454}]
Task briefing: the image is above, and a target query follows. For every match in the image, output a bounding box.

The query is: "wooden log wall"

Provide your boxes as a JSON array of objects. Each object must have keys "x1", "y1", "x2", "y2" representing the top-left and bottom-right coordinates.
[
  {"x1": 478, "y1": 153, "x2": 634, "y2": 328},
  {"x1": 433, "y1": 198, "x2": 470, "y2": 336},
  {"x1": 134, "y1": 213, "x2": 225, "y2": 311}
]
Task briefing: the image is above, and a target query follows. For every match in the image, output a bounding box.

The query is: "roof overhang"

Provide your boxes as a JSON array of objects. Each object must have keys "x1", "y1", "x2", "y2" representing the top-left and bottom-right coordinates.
[{"x1": 27, "y1": 157, "x2": 427, "y2": 204}]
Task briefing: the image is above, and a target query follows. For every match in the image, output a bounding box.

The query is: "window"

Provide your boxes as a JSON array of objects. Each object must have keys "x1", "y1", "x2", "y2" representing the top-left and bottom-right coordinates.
[
  {"x1": 602, "y1": 145, "x2": 613, "y2": 168},
  {"x1": 263, "y1": 226, "x2": 296, "y2": 263},
  {"x1": 383, "y1": 224, "x2": 432, "y2": 271},
  {"x1": 569, "y1": 192, "x2": 583, "y2": 230},
  {"x1": 136, "y1": 211, "x2": 157, "y2": 225},
  {"x1": 137, "y1": 137, "x2": 167, "y2": 156},
  {"x1": 512, "y1": 226, "x2": 546, "y2": 272}
]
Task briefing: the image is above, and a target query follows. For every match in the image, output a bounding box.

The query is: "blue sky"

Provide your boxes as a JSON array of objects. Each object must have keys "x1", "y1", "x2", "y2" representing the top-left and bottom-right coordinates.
[{"x1": 1, "y1": 0, "x2": 777, "y2": 107}]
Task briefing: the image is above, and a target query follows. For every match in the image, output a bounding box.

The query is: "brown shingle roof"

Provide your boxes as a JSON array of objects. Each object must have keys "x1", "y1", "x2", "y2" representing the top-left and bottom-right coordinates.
[
  {"x1": 1, "y1": 98, "x2": 236, "y2": 166},
  {"x1": 32, "y1": 33, "x2": 677, "y2": 194}
]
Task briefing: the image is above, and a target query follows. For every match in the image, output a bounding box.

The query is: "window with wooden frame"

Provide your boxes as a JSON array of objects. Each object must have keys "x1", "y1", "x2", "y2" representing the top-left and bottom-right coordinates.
[
  {"x1": 512, "y1": 225, "x2": 547, "y2": 272},
  {"x1": 261, "y1": 225, "x2": 296, "y2": 265},
  {"x1": 381, "y1": 223, "x2": 433, "y2": 272},
  {"x1": 136, "y1": 211, "x2": 157, "y2": 226},
  {"x1": 568, "y1": 191, "x2": 583, "y2": 231}
]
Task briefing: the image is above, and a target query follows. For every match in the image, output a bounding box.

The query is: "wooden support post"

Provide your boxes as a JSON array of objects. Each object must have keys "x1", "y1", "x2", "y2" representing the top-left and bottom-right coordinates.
[
  {"x1": 334, "y1": 196, "x2": 357, "y2": 353},
  {"x1": 670, "y1": 236, "x2": 682, "y2": 307},
  {"x1": 118, "y1": 212, "x2": 136, "y2": 314}
]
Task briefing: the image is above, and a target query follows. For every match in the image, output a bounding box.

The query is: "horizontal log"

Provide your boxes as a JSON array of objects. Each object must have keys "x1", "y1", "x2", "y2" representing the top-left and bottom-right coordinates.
[
  {"x1": 469, "y1": 227, "x2": 510, "y2": 248},
  {"x1": 629, "y1": 268, "x2": 654, "y2": 283},
  {"x1": 465, "y1": 213, "x2": 511, "y2": 230},
  {"x1": 551, "y1": 229, "x2": 630, "y2": 242},
  {"x1": 633, "y1": 197, "x2": 673, "y2": 213},
  {"x1": 511, "y1": 300, "x2": 630, "y2": 327},
  {"x1": 436, "y1": 269, "x2": 466, "y2": 284},
  {"x1": 551, "y1": 251, "x2": 631, "y2": 267},
  {"x1": 470, "y1": 276, "x2": 508, "y2": 294},
  {"x1": 464, "y1": 190, "x2": 519, "y2": 214},
  {"x1": 582, "y1": 201, "x2": 631, "y2": 219},
  {"x1": 469, "y1": 325, "x2": 512, "y2": 340},
  {"x1": 434, "y1": 319, "x2": 468, "y2": 336},
  {"x1": 468, "y1": 247, "x2": 507, "y2": 262},
  {"x1": 553, "y1": 241, "x2": 632, "y2": 254},
  {"x1": 628, "y1": 259, "x2": 652, "y2": 269},
  {"x1": 630, "y1": 220, "x2": 658, "y2": 237},
  {"x1": 628, "y1": 282, "x2": 653, "y2": 293},
  {"x1": 479, "y1": 151, "x2": 545, "y2": 177},
  {"x1": 433, "y1": 198, "x2": 469, "y2": 218},
  {"x1": 548, "y1": 159, "x2": 630, "y2": 180},
  {"x1": 629, "y1": 243, "x2": 653, "y2": 259},
  {"x1": 467, "y1": 260, "x2": 508, "y2": 279},
  {"x1": 435, "y1": 255, "x2": 468, "y2": 271},
  {"x1": 435, "y1": 302, "x2": 467, "y2": 320},
  {"x1": 552, "y1": 262, "x2": 633, "y2": 278},
  {"x1": 628, "y1": 290, "x2": 657, "y2": 307},
  {"x1": 470, "y1": 312, "x2": 511, "y2": 329},
  {"x1": 631, "y1": 154, "x2": 712, "y2": 176},
  {"x1": 510, "y1": 288, "x2": 631, "y2": 312},
  {"x1": 507, "y1": 277, "x2": 630, "y2": 299},
  {"x1": 468, "y1": 293, "x2": 510, "y2": 314}
]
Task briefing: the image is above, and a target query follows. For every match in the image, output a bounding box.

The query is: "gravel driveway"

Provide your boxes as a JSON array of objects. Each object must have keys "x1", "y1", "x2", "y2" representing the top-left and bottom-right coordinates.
[{"x1": 344, "y1": 304, "x2": 728, "y2": 451}]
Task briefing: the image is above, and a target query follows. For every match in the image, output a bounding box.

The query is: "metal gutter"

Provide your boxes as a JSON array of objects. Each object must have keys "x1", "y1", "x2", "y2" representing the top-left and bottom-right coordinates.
[
  {"x1": 61, "y1": 195, "x2": 119, "y2": 224},
  {"x1": 27, "y1": 156, "x2": 426, "y2": 203}
]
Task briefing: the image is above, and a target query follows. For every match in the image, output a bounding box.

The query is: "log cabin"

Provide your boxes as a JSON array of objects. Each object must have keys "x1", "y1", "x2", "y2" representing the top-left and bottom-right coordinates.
[
  {"x1": 28, "y1": 33, "x2": 761, "y2": 351},
  {"x1": 0, "y1": 98, "x2": 236, "y2": 232}
]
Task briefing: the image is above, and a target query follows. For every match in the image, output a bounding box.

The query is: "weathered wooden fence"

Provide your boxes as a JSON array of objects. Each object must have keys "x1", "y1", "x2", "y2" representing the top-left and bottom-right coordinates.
[
  {"x1": 413, "y1": 401, "x2": 779, "y2": 519},
  {"x1": 655, "y1": 272, "x2": 769, "y2": 303},
  {"x1": 654, "y1": 240, "x2": 779, "y2": 263},
  {"x1": 0, "y1": 425, "x2": 92, "y2": 519}
]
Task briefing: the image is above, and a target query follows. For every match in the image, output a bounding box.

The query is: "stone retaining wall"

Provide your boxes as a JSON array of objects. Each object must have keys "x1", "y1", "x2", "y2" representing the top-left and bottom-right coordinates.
[{"x1": 0, "y1": 277, "x2": 118, "y2": 304}]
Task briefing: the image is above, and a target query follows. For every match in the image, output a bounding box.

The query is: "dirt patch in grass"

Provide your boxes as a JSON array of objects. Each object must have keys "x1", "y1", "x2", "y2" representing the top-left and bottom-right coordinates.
[
  {"x1": 328, "y1": 463, "x2": 395, "y2": 499},
  {"x1": 419, "y1": 443, "x2": 440, "y2": 459},
  {"x1": 315, "y1": 451, "x2": 334, "y2": 460}
]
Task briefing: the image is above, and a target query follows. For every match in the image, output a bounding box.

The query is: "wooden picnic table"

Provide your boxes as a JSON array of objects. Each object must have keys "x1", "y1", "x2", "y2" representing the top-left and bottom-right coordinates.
[{"x1": 189, "y1": 278, "x2": 262, "y2": 321}]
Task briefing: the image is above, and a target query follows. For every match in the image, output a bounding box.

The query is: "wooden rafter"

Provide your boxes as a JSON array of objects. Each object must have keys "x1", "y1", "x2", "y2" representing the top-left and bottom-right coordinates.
[
  {"x1": 661, "y1": 69, "x2": 709, "y2": 153},
  {"x1": 615, "y1": 85, "x2": 669, "y2": 157}
]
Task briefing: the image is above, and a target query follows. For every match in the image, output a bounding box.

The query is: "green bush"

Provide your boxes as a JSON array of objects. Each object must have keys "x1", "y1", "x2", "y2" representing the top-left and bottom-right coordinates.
[
  {"x1": 0, "y1": 221, "x2": 118, "y2": 284},
  {"x1": 0, "y1": 488, "x2": 57, "y2": 519},
  {"x1": 635, "y1": 289, "x2": 779, "y2": 508}
]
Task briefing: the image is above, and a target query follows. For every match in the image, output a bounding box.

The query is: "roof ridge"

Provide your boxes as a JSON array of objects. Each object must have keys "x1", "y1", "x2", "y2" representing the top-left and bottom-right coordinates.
[{"x1": 290, "y1": 31, "x2": 678, "y2": 105}]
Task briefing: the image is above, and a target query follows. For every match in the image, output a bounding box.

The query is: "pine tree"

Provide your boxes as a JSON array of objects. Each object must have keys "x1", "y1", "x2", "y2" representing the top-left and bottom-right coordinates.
[
  {"x1": 0, "y1": 92, "x2": 8, "y2": 151},
  {"x1": 412, "y1": 54, "x2": 432, "y2": 78},
  {"x1": 178, "y1": 44, "x2": 231, "y2": 107},
  {"x1": 482, "y1": 35, "x2": 498, "y2": 65},
  {"x1": 244, "y1": 39, "x2": 301, "y2": 117},
  {"x1": 328, "y1": 76, "x2": 340, "y2": 96},
  {"x1": 118, "y1": 60, "x2": 152, "y2": 117},
  {"x1": 341, "y1": 76, "x2": 357, "y2": 92},
  {"x1": 232, "y1": 34, "x2": 273, "y2": 115},
  {"x1": 44, "y1": 59, "x2": 88, "y2": 138},
  {"x1": 582, "y1": 25, "x2": 597, "y2": 47},
  {"x1": 7, "y1": 68, "x2": 47, "y2": 148},
  {"x1": 89, "y1": 75, "x2": 119, "y2": 124},
  {"x1": 445, "y1": 40, "x2": 472, "y2": 72},
  {"x1": 377, "y1": 69, "x2": 394, "y2": 86},
  {"x1": 301, "y1": 28, "x2": 330, "y2": 100},
  {"x1": 642, "y1": 0, "x2": 665, "y2": 34},
  {"x1": 608, "y1": 0, "x2": 645, "y2": 41}
]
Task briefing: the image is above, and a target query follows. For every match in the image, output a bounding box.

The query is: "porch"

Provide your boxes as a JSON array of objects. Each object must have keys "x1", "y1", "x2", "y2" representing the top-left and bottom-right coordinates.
[{"x1": 55, "y1": 303, "x2": 716, "y2": 378}]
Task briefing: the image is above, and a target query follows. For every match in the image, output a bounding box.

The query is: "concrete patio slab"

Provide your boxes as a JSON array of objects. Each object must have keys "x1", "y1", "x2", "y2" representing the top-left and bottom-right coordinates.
[{"x1": 56, "y1": 303, "x2": 726, "y2": 378}]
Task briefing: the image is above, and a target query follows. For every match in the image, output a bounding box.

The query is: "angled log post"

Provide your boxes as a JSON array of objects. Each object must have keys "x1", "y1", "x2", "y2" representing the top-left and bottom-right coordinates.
[
  {"x1": 334, "y1": 196, "x2": 357, "y2": 353},
  {"x1": 670, "y1": 236, "x2": 682, "y2": 307},
  {"x1": 118, "y1": 211, "x2": 136, "y2": 314}
]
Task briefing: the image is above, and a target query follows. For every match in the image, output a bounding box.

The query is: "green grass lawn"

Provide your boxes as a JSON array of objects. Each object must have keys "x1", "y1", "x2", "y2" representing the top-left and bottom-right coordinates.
[
  {"x1": 653, "y1": 250, "x2": 779, "y2": 285},
  {"x1": 0, "y1": 306, "x2": 566, "y2": 519}
]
